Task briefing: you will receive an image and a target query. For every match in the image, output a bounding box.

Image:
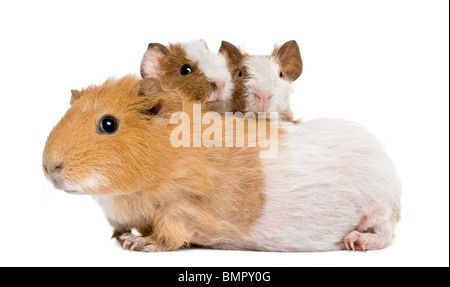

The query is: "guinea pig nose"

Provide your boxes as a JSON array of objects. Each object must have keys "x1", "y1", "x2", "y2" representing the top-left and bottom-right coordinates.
[
  {"x1": 254, "y1": 92, "x2": 273, "y2": 112},
  {"x1": 48, "y1": 161, "x2": 65, "y2": 174}
]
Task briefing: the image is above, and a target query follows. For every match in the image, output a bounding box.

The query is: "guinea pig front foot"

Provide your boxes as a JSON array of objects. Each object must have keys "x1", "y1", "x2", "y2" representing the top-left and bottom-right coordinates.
[
  {"x1": 110, "y1": 229, "x2": 131, "y2": 240},
  {"x1": 118, "y1": 233, "x2": 156, "y2": 252}
]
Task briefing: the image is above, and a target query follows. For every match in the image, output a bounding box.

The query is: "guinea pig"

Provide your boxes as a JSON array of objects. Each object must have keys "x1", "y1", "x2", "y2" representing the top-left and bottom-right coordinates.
[
  {"x1": 219, "y1": 40, "x2": 302, "y2": 122},
  {"x1": 140, "y1": 39, "x2": 234, "y2": 113},
  {"x1": 43, "y1": 75, "x2": 401, "y2": 252}
]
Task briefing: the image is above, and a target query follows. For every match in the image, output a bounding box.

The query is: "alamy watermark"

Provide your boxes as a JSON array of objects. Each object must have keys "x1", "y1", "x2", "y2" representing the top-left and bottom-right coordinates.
[{"x1": 169, "y1": 104, "x2": 279, "y2": 158}]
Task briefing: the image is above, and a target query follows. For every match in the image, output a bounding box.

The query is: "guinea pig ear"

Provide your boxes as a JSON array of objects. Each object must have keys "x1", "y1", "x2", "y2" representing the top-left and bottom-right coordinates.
[
  {"x1": 138, "y1": 78, "x2": 182, "y2": 119},
  {"x1": 140, "y1": 43, "x2": 171, "y2": 79},
  {"x1": 274, "y1": 40, "x2": 303, "y2": 82},
  {"x1": 219, "y1": 41, "x2": 243, "y2": 71},
  {"x1": 198, "y1": 39, "x2": 209, "y2": 48},
  {"x1": 70, "y1": 90, "x2": 82, "y2": 105}
]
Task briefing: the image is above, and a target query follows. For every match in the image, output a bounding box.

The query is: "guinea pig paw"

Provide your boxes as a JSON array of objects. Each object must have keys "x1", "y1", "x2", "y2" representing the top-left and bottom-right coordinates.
[
  {"x1": 344, "y1": 231, "x2": 370, "y2": 252},
  {"x1": 111, "y1": 229, "x2": 131, "y2": 240},
  {"x1": 119, "y1": 233, "x2": 156, "y2": 252}
]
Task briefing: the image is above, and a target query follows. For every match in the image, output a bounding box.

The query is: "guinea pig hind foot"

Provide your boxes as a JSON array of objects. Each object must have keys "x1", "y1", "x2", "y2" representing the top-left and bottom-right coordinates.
[
  {"x1": 343, "y1": 221, "x2": 395, "y2": 252},
  {"x1": 344, "y1": 231, "x2": 378, "y2": 251},
  {"x1": 118, "y1": 233, "x2": 157, "y2": 252}
]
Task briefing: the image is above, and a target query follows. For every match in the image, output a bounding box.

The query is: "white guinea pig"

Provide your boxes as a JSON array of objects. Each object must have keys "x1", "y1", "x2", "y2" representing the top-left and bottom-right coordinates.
[
  {"x1": 219, "y1": 40, "x2": 302, "y2": 122},
  {"x1": 141, "y1": 39, "x2": 234, "y2": 113},
  {"x1": 43, "y1": 75, "x2": 401, "y2": 252}
]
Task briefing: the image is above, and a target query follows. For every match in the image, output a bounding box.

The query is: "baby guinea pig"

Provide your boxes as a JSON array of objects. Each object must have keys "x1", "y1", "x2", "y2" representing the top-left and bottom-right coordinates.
[
  {"x1": 141, "y1": 39, "x2": 234, "y2": 113},
  {"x1": 219, "y1": 40, "x2": 302, "y2": 122},
  {"x1": 43, "y1": 75, "x2": 401, "y2": 252}
]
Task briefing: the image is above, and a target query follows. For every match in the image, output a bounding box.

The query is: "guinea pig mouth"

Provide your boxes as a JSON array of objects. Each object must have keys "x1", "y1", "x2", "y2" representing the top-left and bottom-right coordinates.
[
  {"x1": 46, "y1": 175, "x2": 82, "y2": 194},
  {"x1": 54, "y1": 181, "x2": 79, "y2": 194},
  {"x1": 206, "y1": 93, "x2": 223, "y2": 103},
  {"x1": 205, "y1": 100, "x2": 228, "y2": 112},
  {"x1": 206, "y1": 98, "x2": 221, "y2": 103},
  {"x1": 48, "y1": 177, "x2": 65, "y2": 190},
  {"x1": 64, "y1": 190, "x2": 78, "y2": 194},
  {"x1": 48, "y1": 173, "x2": 107, "y2": 195}
]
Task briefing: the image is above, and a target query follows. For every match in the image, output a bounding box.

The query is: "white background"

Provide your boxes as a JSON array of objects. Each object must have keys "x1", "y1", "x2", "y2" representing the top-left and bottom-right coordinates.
[{"x1": 0, "y1": 0, "x2": 448, "y2": 267}]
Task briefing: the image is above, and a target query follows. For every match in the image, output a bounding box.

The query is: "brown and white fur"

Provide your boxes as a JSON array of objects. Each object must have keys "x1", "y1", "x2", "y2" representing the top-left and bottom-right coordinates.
[
  {"x1": 43, "y1": 75, "x2": 401, "y2": 252},
  {"x1": 141, "y1": 40, "x2": 233, "y2": 113},
  {"x1": 219, "y1": 40, "x2": 303, "y2": 122}
]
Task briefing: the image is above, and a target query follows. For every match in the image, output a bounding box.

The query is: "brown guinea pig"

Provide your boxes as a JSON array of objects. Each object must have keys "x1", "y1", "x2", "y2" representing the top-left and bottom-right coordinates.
[
  {"x1": 43, "y1": 75, "x2": 401, "y2": 252},
  {"x1": 140, "y1": 40, "x2": 234, "y2": 113},
  {"x1": 219, "y1": 40, "x2": 303, "y2": 122}
]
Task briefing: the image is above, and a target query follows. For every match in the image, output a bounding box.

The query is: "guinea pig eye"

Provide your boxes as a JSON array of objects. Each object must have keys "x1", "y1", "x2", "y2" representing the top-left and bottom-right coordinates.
[
  {"x1": 280, "y1": 71, "x2": 285, "y2": 78},
  {"x1": 180, "y1": 64, "x2": 193, "y2": 76},
  {"x1": 98, "y1": 115, "x2": 119, "y2": 134},
  {"x1": 238, "y1": 70, "x2": 243, "y2": 78}
]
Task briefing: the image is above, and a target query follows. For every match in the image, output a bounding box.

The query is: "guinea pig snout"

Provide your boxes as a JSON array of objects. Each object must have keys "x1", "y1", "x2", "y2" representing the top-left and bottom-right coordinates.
[
  {"x1": 43, "y1": 158, "x2": 69, "y2": 190},
  {"x1": 43, "y1": 160, "x2": 65, "y2": 175},
  {"x1": 210, "y1": 81, "x2": 226, "y2": 102},
  {"x1": 254, "y1": 92, "x2": 273, "y2": 113}
]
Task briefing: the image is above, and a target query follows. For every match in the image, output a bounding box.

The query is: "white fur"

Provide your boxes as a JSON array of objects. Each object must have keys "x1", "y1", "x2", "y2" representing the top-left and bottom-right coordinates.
[
  {"x1": 95, "y1": 195, "x2": 116, "y2": 220},
  {"x1": 244, "y1": 56, "x2": 293, "y2": 117},
  {"x1": 182, "y1": 40, "x2": 234, "y2": 102},
  {"x1": 51, "y1": 173, "x2": 108, "y2": 195},
  {"x1": 94, "y1": 195, "x2": 134, "y2": 234},
  {"x1": 80, "y1": 174, "x2": 108, "y2": 192},
  {"x1": 213, "y1": 119, "x2": 401, "y2": 251}
]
